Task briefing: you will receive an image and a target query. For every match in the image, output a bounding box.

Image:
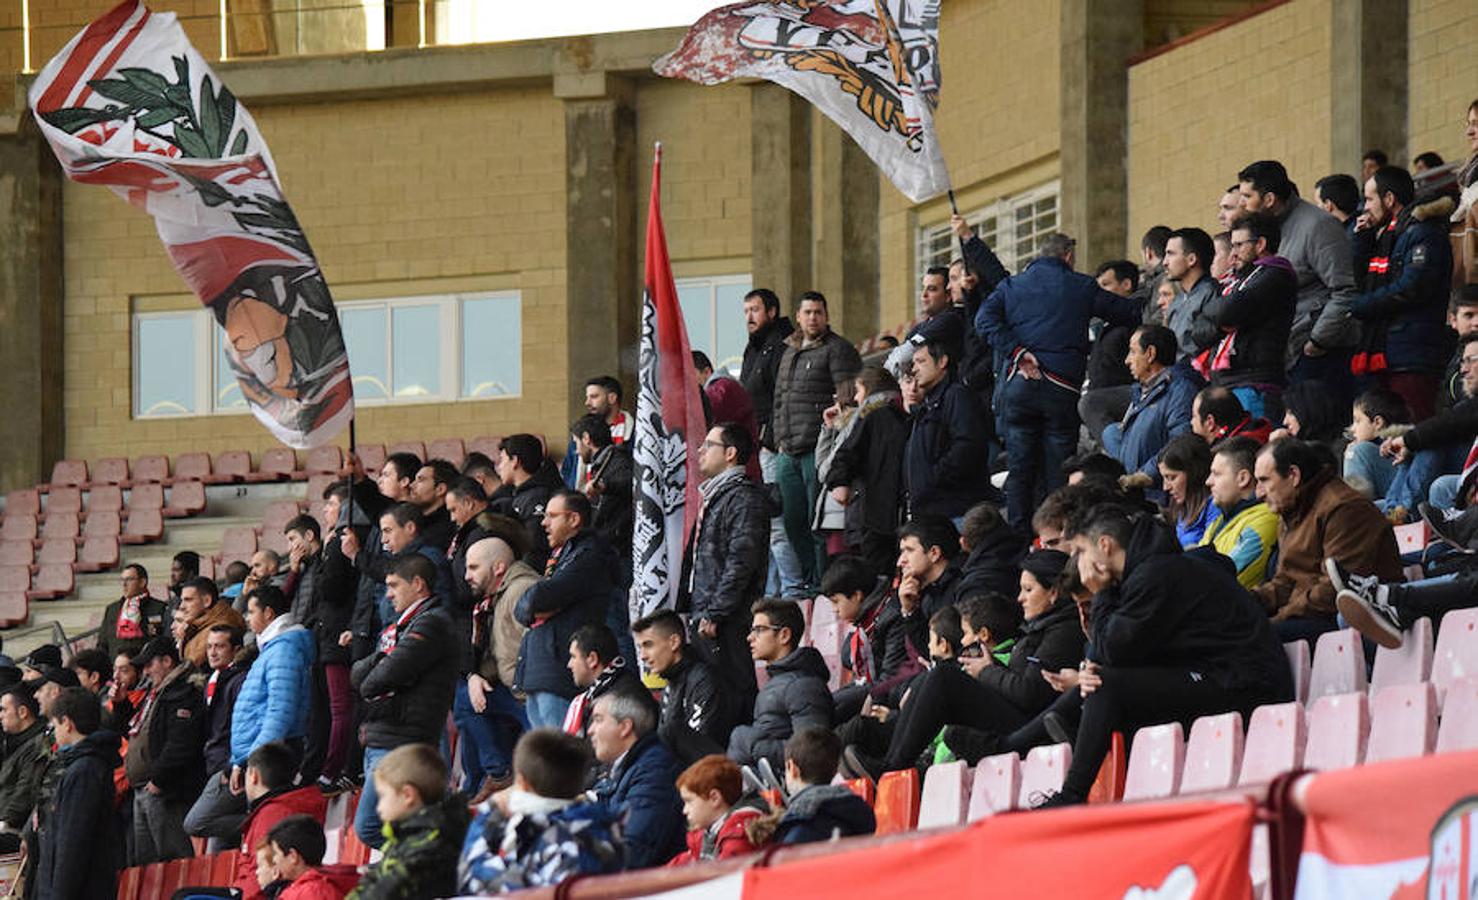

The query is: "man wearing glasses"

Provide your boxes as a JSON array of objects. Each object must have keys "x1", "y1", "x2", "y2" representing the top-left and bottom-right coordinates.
[{"x1": 99, "y1": 563, "x2": 168, "y2": 661}]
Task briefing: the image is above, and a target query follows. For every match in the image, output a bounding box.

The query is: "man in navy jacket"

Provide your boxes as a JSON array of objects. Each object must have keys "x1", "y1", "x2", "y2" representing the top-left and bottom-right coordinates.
[
  {"x1": 904, "y1": 339, "x2": 995, "y2": 520},
  {"x1": 589, "y1": 688, "x2": 685, "y2": 870}
]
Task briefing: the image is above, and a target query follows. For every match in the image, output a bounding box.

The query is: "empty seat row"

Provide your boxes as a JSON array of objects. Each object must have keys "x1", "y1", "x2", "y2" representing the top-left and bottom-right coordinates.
[
  {"x1": 1304, "y1": 614, "x2": 1478, "y2": 710},
  {"x1": 3, "y1": 481, "x2": 204, "y2": 522}
]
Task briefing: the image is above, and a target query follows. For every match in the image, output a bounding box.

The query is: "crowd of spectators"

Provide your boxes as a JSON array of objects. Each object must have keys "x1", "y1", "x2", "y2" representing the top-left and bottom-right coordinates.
[{"x1": 5, "y1": 103, "x2": 1478, "y2": 898}]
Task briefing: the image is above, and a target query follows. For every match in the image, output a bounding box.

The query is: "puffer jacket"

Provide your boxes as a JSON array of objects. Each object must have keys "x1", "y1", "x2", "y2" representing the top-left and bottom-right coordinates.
[
  {"x1": 348, "y1": 795, "x2": 470, "y2": 900},
  {"x1": 741, "y1": 315, "x2": 795, "y2": 449},
  {"x1": 904, "y1": 378, "x2": 994, "y2": 518},
  {"x1": 1251, "y1": 469, "x2": 1402, "y2": 621},
  {"x1": 513, "y1": 529, "x2": 621, "y2": 698},
  {"x1": 230, "y1": 617, "x2": 315, "y2": 767},
  {"x1": 35, "y1": 730, "x2": 123, "y2": 900},
  {"x1": 1350, "y1": 195, "x2": 1457, "y2": 375},
  {"x1": 1278, "y1": 196, "x2": 1360, "y2": 361},
  {"x1": 1094, "y1": 515, "x2": 1292, "y2": 700},
  {"x1": 975, "y1": 597, "x2": 1085, "y2": 716},
  {"x1": 773, "y1": 783, "x2": 876, "y2": 846},
  {"x1": 351, "y1": 596, "x2": 458, "y2": 749},
  {"x1": 594, "y1": 733, "x2": 686, "y2": 870},
  {"x1": 824, "y1": 391, "x2": 907, "y2": 541},
  {"x1": 678, "y1": 470, "x2": 770, "y2": 624},
  {"x1": 727, "y1": 647, "x2": 833, "y2": 769},
  {"x1": 460, "y1": 799, "x2": 623, "y2": 893},
  {"x1": 772, "y1": 329, "x2": 863, "y2": 455},
  {"x1": 1206, "y1": 256, "x2": 1298, "y2": 388}
]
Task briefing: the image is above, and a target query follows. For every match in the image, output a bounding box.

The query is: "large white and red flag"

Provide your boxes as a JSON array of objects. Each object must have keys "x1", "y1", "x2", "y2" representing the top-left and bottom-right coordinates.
[
  {"x1": 654, "y1": 0, "x2": 950, "y2": 204},
  {"x1": 632, "y1": 145, "x2": 707, "y2": 618},
  {"x1": 30, "y1": 1, "x2": 353, "y2": 449}
]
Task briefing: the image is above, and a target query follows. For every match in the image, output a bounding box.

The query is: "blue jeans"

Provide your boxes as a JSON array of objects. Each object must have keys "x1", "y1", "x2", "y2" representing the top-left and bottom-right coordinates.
[
  {"x1": 1430, "y1": 474, "x2": 1463, "y2": 510},
  {"x1": 761, "y1": 448, "x2": 806, "y2": 598},
  {"x1": 1001, "y1": 376, "x2": 1080, "y2": 535},
  {"x1": 1382, "y1": 444, "x2": 1467, "y2": 513},
  {"x1": 773, "y1": 450, "x2": 822, "y2": 589},
  {"x1": 1343, "y1": 440, "x2": 1396, "y2": 500},
  {"x1": 525, "y1": 691, "x2": 571, "y2": 730},
  {"x1": 451, "y1": 680, "x2": 528, "y2": 787},
  {"x1": 354, "y1": 746, "x2": 391, "y2": 848}
]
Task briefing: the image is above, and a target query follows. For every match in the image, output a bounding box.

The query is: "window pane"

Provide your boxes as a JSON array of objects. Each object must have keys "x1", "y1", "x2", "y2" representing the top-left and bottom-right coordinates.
[
  {"x1": 677, "y1": 283, "x2": 714, "y2": 361},
  {"x1": 214, "y1": 333, "x2": 247, "y2": 411},
  {"x1": 340, "y1": 306, "x2": 389, "y2": 401},
  {"x1": 391, "y1": 305, "x2": 441, "y2": 398},
  {"x1": 713, "y1": 281, "x2": 751, "y2": 374},
  {"x1": 136, "y1": 315, "x2": 197, "y2": 417},
  {"x1": 462, "y1": 295, "x2": 521, "y2": 397}
]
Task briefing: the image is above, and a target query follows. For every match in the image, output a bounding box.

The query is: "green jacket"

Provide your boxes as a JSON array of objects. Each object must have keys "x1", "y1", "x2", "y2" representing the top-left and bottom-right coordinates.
[{"x1": 0, "y1": 720, "x2": 48, "y2": 827}]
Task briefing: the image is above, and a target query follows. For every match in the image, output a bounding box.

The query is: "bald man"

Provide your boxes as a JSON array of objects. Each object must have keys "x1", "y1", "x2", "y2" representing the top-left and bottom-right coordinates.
[{"x1": 455, "y1": 536, "x2": 538, "y2": 800}]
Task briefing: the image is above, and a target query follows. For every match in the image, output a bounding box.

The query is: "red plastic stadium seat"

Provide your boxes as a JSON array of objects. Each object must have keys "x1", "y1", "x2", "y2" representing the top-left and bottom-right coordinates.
[
  {"x1": 122, "y1": 509, "x2": 164, "y2": 545},
  {"x1": 1018, "y1": 743, "x2": 1072, "y2": 807},
  {"x1": 172, "y1": 452, "x2": 212, "y2": 483},
  {"x1": 468, "y1": 436, "x2": 502, "y2": 462},
  {"x1": 115, "y1": 862, "x2": 141, "y2": 900},
  {"x1": 77, "y1": 536, "x2": 120, "y2": 573},
  {"x1": 427, "y1": 438, "x2": 466, "y2": 469},
  {"x1": 305, "y1": 474, "x2": 338, "y2": 504},
  {"x1": 164, "y1": 481, "x2": 206, "y2": 518},
  {"x1": 27, "y1": 564, "x2": 73, "y2": 600},
  {"x1": 387, "y1": 441, "x2": 426, "y2": 462},
  {"x1": 1308, "y1": 629, "x2": 1367, "y2": 705},
  {"x1": 0, "y1": 567, "x2": 29, "y2": 593},
  {"x1": 1432, "y1": 608, "x2": 1478, "y2": 710},
  {"x1": 1305, "y1": 692, "x2": 1369, "y2": 771},
  {"x1": 1124, "y1": 722, "x2": 1185, "y2": 801},
  {"x1": 0, "y1": 515, "x2": 37, "y2": 543},
  {"x1": 47, "y1": 459, "x2": 88, "y2": 490},
  {"x1": 874, "y1": 769, "x2": 920, "y2": 834},
  {"x1": 91, "y1": 457, "x2": 129, "y2": 486},
  {"x1": 305, "y1": 446, "x2": 343, "y2": 475},
  {"x1": 840, "y1": 777, "x2": 874, "y2": 805},
  {"x1": 1366, "y1": 682, "x2": 1437, "y2": 763},
  {"x1": 128, "y1": 483, "x2": 165, "y2": 513},
  {"x1": 259, "y1": 529, "x2": 289, "y2": 557},
  {"x1": 0, "y1": 591, "x2": 27, "y2": 628},
  {"x1": 1181, "y1": 713, "x2": 1244, "y2": 794},
  {"x1": 86, "y1": 484, "x2": 124, "y2": 516},
  {"x1": 0, "y1": 542, "x2": 33, "y2": 567},
  {"x1": 918, "y1": 760, "x2": 970, "y2": 829},
  {"x1": 45, "y1": 487, "x2": 82, "y2": 517},
  {"x1": 5, "y1": 490, "x2": 40, "y2": 518},
  {"x1": 252, "y1": 447, "x2": 299, "y2": 482},
  {"x1": 40, "y1": 513, "x2": 79, "y2": 542},
  {"x1": 209, "y1": 849, "x2": 241, "y2": 887},
  {"x1": 36, "y1": 539, "x2": 76, "y2": 566},
  {"x1": 83, "y1": 511, "x2": 121, "y2": 538},
  {"x1": 131, "y1": 454, "x2": 170, "y2": 484},
  {"x1": 260, "y1": 500, "x2": 302, "y2": 536},
  {"x1": 218, "y1": 527, "x2": 257, "y2": 566},
  {"x1": 1237, "y1": 702, "x2": 1306, "y2": 786},
  {"x1": 968, "y1": 752, "x2": 1021, "y2": 820},
  {"x1": 355, "y1": 444, "x2": 386, "y2": 476},
  {"x1": 212, "y1": 450, "x2": 252, "y2": 484},
  {"x1": 1088, "y1": 731, "x2": 1126, "y2": 804},
  {"x1": 196, "y1": 556, "x2": 216, "y2": 581},
  {"x1": 1370, "y1": 616, "x2": 1434, "y2": 694},
  {"x1": 1436, "y1": 677, "x2": 1478, "y2": 753}
]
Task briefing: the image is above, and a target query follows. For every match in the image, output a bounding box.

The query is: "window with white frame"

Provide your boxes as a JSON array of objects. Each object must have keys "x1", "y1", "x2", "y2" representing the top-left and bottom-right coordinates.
[
  {"x1": 133, "y1": 291, "x2": 522, "y2": 418},
  {"x1": 915, "y1": 181, "x2": 1060, "y2": 284},
  {"x1": 676, "y1": 275, "x2": 752, "y2": 376}
]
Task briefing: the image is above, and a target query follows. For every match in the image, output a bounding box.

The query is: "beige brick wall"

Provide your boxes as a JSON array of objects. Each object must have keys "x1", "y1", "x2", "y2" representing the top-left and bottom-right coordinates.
[
  {"x1": 878, "y1": 0, "x2": 1062, "y2": 330},
  {"x1": 28, "y1": 1, "x2": 224, "y2": 71},
  {"x1": 62, "y1": 85, "x2": 570, "y2": 463},
  {"x1": 1409, "y1": 0, "x2": 1478, "y2": 167},
  {"x1": 1127, "y1": 0, "x2": 1333, "y2": 253}
]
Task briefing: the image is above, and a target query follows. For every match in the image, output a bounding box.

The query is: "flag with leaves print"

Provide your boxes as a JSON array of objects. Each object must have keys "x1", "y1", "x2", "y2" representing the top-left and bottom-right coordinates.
[{"x1": 30, "y1": 0, "x2": 353, "y2": 448}]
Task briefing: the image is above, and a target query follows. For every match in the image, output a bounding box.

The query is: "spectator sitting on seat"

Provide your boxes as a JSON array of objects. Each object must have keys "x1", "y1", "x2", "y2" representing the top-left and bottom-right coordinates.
[
  {"x1": 1062, "y1": 452, "x2": 1127, "y2": 486},
  {"x1": 631, "y1": 610, "x2": 735, "y2": 767},
  {"x1": 1378, "y1": 333, "x2": 1478, "y2": 517},
  {"x1": 266, "y1": 814, "x2": 359, "y2": 900},
  {"x1": 176, "y1": 575, "x2": 247, "y2": 670},
  {"x1": 349, "y1": 743, "x2": 470, "y2": 900},
  {"x1": 1342, "y1": 388, "x2": 1411, "y2": 500},
  {"x1": 459, "y1": 728, "x2": 622, "y2": 893},
  {"x1": 896, "y1": 518, "x2": 964, "y2": 619},
  {"x1": 1275, "y1": 380, "x2": 1352, "y2": 468},
  {"x1": 99, "y1": 563, "x2": 167, "y2": 661},
  {"x1": 1101, "y1": 324, "x2": 1203, "y2": 482},
  {"x1": 1190, "y1": 386, "x2": 1274, "y2": 448},
  {"x1": 667, "y1": 754, "x2": 765, "y2": 866},
  {"x1": 821, "y1": 555, "x2": 926, "y2": 721},
  {"x1": 1155, "y1": 434, "x2": 1216, "y2": 548},
  {"x1": 236, "y1": 741, "x2": 329, "y2": 900},
  {"x1": 1199, "y1": 437, "x2": 1280, "y2": 588},
  {"x1": 1440, "y1": 287, "x2": 1478, "y2": 412},
  {"x1": 954, "y1": 501, "x2": 1026, "y2": 605},
  {"x1": 35, "y1": 687, "x2": 123, "y2": 900},
  {"x1": 491, "y1": 433, "x2": 564, "y2": 570},
  {"x1": 763, "y1": 729, "x2": 874, "y2": 846},
  {"x1": 728, "y1": 599, "x2": 834, "y2": 772},
  {"x1": 589, "y1": 687, "x2": 686, "y2": 870},
  {"x1": 562, "y1": 624, "x2": 646, "y2": 739},
  {"x1": 254, "y1": 841, "x2": 289, "y2": 900},
  {"x1": 1251, "y1": 438, "x2": 1403, "y2": 643}
]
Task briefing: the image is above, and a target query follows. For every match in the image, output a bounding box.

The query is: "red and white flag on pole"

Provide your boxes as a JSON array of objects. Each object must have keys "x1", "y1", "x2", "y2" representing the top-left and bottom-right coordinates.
[
  {"x1": 654, "y1": 0, "x2": 950, "y2": 204},
  {"x1": 30, "y1": 1, "x2": 353, "y2": 448},
  {"x1": 631, "y1": 145, "x2": 706, "y2": 618}
]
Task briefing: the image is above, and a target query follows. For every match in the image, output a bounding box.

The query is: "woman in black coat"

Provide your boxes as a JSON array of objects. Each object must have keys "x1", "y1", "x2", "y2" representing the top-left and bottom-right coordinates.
[{"x1": 825, "y1": 366, "x2": 908, "y2": 577}]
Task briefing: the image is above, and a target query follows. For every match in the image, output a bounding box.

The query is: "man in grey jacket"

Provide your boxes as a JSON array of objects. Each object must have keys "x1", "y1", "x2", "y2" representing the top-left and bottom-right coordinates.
[
  {"x1": 1163, "y1": 227, "x2": 1221, "y2": 361},
  {"x1": 1237, "y1": 160, "x2": 1358, "y2": 408}
]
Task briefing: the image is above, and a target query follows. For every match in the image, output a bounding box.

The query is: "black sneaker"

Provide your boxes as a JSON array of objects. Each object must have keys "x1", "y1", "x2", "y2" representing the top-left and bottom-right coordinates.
[
  {"x1": 1335, "y1": 583, "x2": 1404, "y2": 650},
  {"x1": 1028, "y1": 788, "x2": 1085, "y2": 810},
  {"x1": 841, "y1": 745, "x2": 884, "y2": 785},
  {"x1": 1324, "y1": 557, "x2": 1382, "y2": 598},
  {"x1": 1420, "y1": 503, "x2": 1478, "y2": 553}
]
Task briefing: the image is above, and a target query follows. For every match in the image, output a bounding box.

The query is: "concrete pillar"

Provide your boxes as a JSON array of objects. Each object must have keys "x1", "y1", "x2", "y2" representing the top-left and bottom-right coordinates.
[
  {"x1": 558, "y1": 73, "x2": 637, "y2": 423},
  {"x1": 751, "y1": 84, "x2": 813, "y2": 307},
  {"x1": 0, "y1": 117, "x2": 65, "y2": 493},
  {"x1": 1330, "y1": 0, "x2": 1408, "y2": 174},
  {"x1": 814, "y1": 120, "x2": 879, "y2": 341},
  {"x1": 1059, "y1": 0, "x2": 1142, "y2": 270}
]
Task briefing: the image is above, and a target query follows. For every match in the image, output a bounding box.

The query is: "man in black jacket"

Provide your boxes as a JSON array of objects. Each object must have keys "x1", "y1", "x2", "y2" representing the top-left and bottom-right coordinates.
[
  {"x1": 897, "y1": 519, "x2": 964, "y2": 619},
  {"x1": 820, "y1": 555, "x2": 927, "y2": 722},
  {"x1": 98, "y1": 563, "x2": 168, "y2": 661},
  {"x1": 492, "y1": 433, "x2": 563, "y2": 571},
  {"x1": 409, "y1": 458, "x2": 460, "y2": 553},
  {"x1": 904, "y1": 339, "x2": 995, "y2": 519},
  {"x1": 0, "y1": 686, "x2": 48, "y2": 849},
  {"x1": 680, "y1": 423, "x2": 769, "y2": 715},
  {"x1": 284, "y1": 514, "x2": 355, "y2": 786},
  {"x1": 562, "y1": 624, "x2": 647, "y2": 739},
  {"x1": 125, "y1": 635, "x2": 207, "y2": 863},
  {"x1": 340, "y1": 451, "x2": 414, "y2": 660},
  {"x1": 1040, "y1": 506, "x2": 1293, "y2": 807},
  {"x1": 200, "y1": 625, "x2": 250, "y2": 807},
  {"x1": 728, "y1": 600, "x2": 833, "y2": 771},
  {"x1": 513, "y1": 491, "x2": 622, "y2": 730},
  {"x1": 740, "y1": 288, "x2": 794, "y2": 453},
  {"x1": 36, "y1": 688, "x2": 122, "y2": 900},
  {"x1": 349, "y1": 553, "x2": 458, "y2": 847},
  {"x1": 572, "y1": 414, "x2": 634, "y2": 563},
  {"x1": 631, "y1": 609, "x2": 735, "y2": 765},
  {"x1": 1204, "y1": 212, "x2": 1297, "y2": 413}
]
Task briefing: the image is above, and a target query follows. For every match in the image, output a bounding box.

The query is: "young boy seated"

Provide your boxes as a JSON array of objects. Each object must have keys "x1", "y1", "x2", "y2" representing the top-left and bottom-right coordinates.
[
  {"x1": 266, "y1": 815, "x2": 360, "y2": 900},
  {"x1": 459, "y1": 728, "x2": 623, "y2": 893},
  {"x1": 766, "y1": 729, "x2": 875, "y2": 846},
  {"x1": 666, "y1": 755, "x2": 764, "y2": 866},
  {"x1": 348, "y1": 744, "x2": 469, "y2": 900},
  {"x1": 1343, "y1": 388, "x2": 1410, "y2": 500},
  {"x1": 255, "y1": 841, "x2": 289, "y2": 900}
]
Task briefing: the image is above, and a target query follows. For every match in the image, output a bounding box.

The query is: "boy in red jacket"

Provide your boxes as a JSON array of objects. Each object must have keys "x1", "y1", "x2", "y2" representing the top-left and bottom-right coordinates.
[
  {"x1": 268, "y1": 815, "x2": 361, "y2": 900},
  {"x1": 666, "y1": 754, "x2": 764, "y2": 866},
  {"x1": 235, "y1": 742, "x2": 328, "y2": 900}
]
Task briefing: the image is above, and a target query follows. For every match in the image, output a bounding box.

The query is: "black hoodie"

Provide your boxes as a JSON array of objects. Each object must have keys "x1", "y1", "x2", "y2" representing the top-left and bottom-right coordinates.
[
  {"x1": 740, "y1": 315, "x2": 795, "y2": 449},
  {"x1": 727, "y1": 646, "x2": 834, "y2": 770},
  {"x1": 36, "y1": 730, "x2": 123, "y2": 900}
]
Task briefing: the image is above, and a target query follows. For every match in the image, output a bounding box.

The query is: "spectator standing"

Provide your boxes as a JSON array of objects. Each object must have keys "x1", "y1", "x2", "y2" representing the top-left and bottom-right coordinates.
[
  {"x1": 1101, "y1": 325, "x2": 1203, "y2": 482},
  {"x1": 126, "y1": 636, "x2": 207, "y2": 864},
  {"x1": 1080, "y1": 260, "x2": 1142, "y2": 440},
  {"x1": 175, "y1": 576, "x2": 245, "y2": 670},
  {"x1": 1162, "y1": 227, "x2": 1221, "y2": 361},
  {"x1": 904, "y1": 339, "x2": 994, "y2": 522},
  {"x1": 200, "y1": 626, "x2": 250, "y2": 830},
  {"x1": 99, "y1": 564, "x2": 167, "y2": 661},
  {"x1": 693, "y1": 351, "x2": 762, "y2": 482},
  {"x1": 493, "y1": 434, "x2": 563, "y2": 571},
  {"x1": 562, "y1": 376, "x2": 633, "y2": 490},
  {"x1": 588, "y1": 689, "x2": 686, "y2": 871},
  {"x1": 824, "y1": 366, "x2": 907, "y2": 578},
  {"x1": 0, "y1": 686, "x2": 48, "y2": 849},
  {"x1": 570, "y1": 415, "x2": 635, "y2": 563},
  {"x1": 284, "y1": 513, "x2": 354, "y2": 790},
  {"x1": 408, "y1": 459, "x2": 458, "y2": 553},
  {"x1": 1204, "y1": 212, "x2": 1297, "y2": 418},
  {"x1": 728, "y1": 599, "x2": 833, "y2": 771},
  {"x1": 561, "y1": 624, "x2": 646, "y2": 739},
  {"x1": 35, "y1": 688, "x2": 123, "y2": 900}
]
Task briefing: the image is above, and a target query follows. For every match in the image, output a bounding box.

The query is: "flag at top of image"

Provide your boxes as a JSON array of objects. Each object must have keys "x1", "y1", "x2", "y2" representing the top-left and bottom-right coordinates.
[
  {"x1": 29, "y1": 1, "x2": 353, "y2": 449},
  {"x1": 655, "y1": 0, "x2": 949, "y2": 204},
  {"x1": 631, "y1": 146, "x2": 707, "y2": 619}
]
